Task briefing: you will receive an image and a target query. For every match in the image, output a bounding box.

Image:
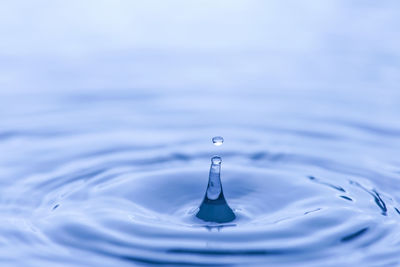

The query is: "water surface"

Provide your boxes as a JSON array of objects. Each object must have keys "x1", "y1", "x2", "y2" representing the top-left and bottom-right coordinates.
[{"x1": 1, "y1": 1, "x2": 400, "y2": 266}]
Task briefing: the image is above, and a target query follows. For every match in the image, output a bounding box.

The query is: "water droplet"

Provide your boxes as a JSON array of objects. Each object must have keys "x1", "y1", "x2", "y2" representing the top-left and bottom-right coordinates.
[
  {"x1": 212, "y1": 136, "x2": 224, "y2": 146},
  {"x1": 211, "y1": 156, "x2": 222, "y2": 165}
]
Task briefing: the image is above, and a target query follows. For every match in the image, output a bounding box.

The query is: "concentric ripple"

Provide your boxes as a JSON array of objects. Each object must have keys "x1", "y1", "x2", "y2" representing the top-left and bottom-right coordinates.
[{"x1": 2, "y1": 136, "x2": 400, "y2": 266}]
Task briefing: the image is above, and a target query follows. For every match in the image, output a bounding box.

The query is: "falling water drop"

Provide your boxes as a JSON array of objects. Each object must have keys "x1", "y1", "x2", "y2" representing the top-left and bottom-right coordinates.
[
  {"x1": 196, "y1": 137, "x2": 235, "y2": 223},
  {"x1": 212, "y1": 136, "x2": 224, "y2": 146}
]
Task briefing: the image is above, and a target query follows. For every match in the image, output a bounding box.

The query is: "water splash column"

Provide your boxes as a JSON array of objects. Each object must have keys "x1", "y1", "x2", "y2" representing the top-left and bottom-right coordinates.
[{"x1": 196, "y1": 137, "x2": 236, "y2": 223}]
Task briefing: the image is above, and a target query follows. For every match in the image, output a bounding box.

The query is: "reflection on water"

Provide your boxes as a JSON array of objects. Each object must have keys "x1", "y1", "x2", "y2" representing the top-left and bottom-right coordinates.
[{"x1": 1, "y1": 1, "x2": 400, "y2": 266}]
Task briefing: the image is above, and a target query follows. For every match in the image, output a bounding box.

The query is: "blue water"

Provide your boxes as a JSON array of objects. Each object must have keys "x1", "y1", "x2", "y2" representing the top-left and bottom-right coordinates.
[
  {"x1": 196, "y1": 153, "x2": 236, "y2": 223},
  {"x1": 1, "y1": 1, "x2": 400, "y2": 266}
]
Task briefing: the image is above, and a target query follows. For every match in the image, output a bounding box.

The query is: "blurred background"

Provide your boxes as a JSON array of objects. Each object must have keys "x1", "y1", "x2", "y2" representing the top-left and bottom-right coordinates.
[
  {"x1": 1, "y1": 0, "x2": 400, "y2": 191},
  {"x1": 1, "y1": 0, "x2": 400, "y2": 172},
  {"x1": 1, "y1": 1, "x2": 399, "y2": 95},
  {"x1": 0, "y1": 0, "x2": 400, "y2": 186}
]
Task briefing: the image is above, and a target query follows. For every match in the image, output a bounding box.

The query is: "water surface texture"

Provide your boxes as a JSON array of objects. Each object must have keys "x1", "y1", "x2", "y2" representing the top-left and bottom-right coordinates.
[{"x1": 1, "y1": 1, "x2": 400, "y2": 266}]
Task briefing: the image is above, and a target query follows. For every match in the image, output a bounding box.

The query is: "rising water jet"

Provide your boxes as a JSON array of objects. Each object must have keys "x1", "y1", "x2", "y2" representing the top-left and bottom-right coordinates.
[{"x1": 196, "y1": 137, "x2": 236, "y2": 223}]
